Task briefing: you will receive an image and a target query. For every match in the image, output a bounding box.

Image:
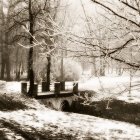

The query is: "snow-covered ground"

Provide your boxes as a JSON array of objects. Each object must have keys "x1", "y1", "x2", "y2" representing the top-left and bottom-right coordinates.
[
  {"x1": 0, "y1": 77, "x2": 140, "y2": 139},
  {"x1": 1, "y1": 76, "x2": 140, "y2": 103},
  {"x1": 0, "y1": 81, "x2": 21, "y2": 93},
  {"x1": 79, "y1": 76, "x2": 140, "y2": 103},
  {"x1": 0, "y1": 107, "x2": 140, "y2": 139}
]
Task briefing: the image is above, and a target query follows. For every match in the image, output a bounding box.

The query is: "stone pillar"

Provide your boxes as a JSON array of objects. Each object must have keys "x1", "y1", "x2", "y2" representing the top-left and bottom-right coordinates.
[
  {"x1": 42, "y1": 81, "x2": 47, "y2": 92},
  {"x1": 21, "y1": 82, "x2": 27, "y2": 94},
  {"x1": 73, "y1": 82, "x2": 78, "y2": 94},
  {"x1": 60, "y1": 81, "x2": 65, "y2": 91},
  {"x1": 33, "y1": 84, "x2": 38, "y2": 97},
  {"x1": 54, "y1": 82, "x2": 61, "y2": 95}
]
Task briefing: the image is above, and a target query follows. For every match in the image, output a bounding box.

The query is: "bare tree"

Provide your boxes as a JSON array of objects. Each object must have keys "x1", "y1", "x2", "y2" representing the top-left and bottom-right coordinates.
[
  {"x1": 89, "y1": 0, "x2": 140, "y2": 69},
  {"x1": 13, "y1": 0, "x2": 62, "y2": 94}
]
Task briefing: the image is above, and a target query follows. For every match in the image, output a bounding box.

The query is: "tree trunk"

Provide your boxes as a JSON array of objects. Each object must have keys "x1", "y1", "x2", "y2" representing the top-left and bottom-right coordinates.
[
  {"x1": 61, "y1": 51, "x2": 64, "y2": 81},
  {"x1": 0, "y1": 33, "x2": 11, "y2": 81},
  {"x1": 46, "y1": 56, "x2": 51, "y2": 91},
  {"x1": 1, "y1": 53, "x2": 11, "y2": 80},
  {"x1": 1, "y1": 57, "x2": 5, "y2": 79},
  {"x1": 16, "y1": 62, "x2": 22, "y2": 81},
  {"x1": 6, "y1": 55, "x2": 10, "y2": 80},
  {"x1": 92, "y1": 57, "x2": 97, "y2": 76},
  {"x1": 28, "y1": 0, "x2": 34, "y2": 96},
  {"x1": 0, "y1": 0, "x2": 10, "y2": 80},
  {"x1": 100, "y1": 58, "x2": 105, "y2": 76},
  {"x1": 28, "y1": 35, "x2": 34, "y2": 96}
]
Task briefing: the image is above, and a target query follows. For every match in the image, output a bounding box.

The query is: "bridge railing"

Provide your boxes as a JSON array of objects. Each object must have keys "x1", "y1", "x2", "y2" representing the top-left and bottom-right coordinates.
[{"x1": 21, "y1": 81, "x2": 78, "y2": 96}]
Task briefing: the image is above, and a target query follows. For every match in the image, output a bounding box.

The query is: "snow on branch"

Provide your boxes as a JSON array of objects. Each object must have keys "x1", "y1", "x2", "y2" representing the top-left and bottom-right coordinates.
[{"x1": 91, "y1": 0, "x2": 140, "y2": 28}]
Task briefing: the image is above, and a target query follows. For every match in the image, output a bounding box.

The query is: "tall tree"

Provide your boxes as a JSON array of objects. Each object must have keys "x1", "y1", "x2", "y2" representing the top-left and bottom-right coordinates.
[
  {"x1": 12, "y1": 0, "x2": 60, "y2": 93},
  {"x1": 28, "y1": 0, "x2": 34, "y2": 95},
  {"x1": 0, "y1": 0, "x2": 11, "y2": 80}
]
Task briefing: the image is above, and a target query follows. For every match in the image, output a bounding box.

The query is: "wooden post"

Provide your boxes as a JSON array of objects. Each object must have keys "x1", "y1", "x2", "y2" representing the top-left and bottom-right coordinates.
[
  {"x1": 73, "y1": 82, "x2": 78, "y2": 94},
  {"x1": 60, "y1": 81, "x2": 65, "y2": 91},
  {"x1": 42, "y1": 81, "x2": 47, "y2": 92},
  {"x1": 33, "y1": 83, "x2": 38, "y2": 97},
  {"x1": 21, "y1": 82, "x2": 27, "y2": 94},
  {"x1": 54, "y1": 82, "x2": 61, "y2": 95}
]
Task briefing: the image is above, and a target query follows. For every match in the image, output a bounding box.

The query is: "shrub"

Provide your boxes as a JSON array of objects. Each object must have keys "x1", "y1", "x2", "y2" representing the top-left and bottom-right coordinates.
[{"x1": 0, "y1": 94, "x2": 27, "y2": 111}]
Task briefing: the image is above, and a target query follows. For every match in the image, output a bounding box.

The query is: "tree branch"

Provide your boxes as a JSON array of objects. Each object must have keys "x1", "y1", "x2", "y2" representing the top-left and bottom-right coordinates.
[
  {"x1": 119, "y1": 0, "x2": 139, "y2": 12},
  {"x1": 91, "y1": 0, "x2": 140, "y2": 28}
]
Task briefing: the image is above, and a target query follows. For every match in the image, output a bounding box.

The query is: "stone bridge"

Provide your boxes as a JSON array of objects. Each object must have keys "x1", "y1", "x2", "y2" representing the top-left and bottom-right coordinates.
[{"x1": 21, "y1": 81, "x2": 79, "y2": 111}]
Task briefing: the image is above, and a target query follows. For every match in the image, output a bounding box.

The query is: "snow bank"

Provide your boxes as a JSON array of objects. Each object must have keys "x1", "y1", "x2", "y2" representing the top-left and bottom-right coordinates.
[
  {"x1": 0, "y1": 81, "x2": 21, "y2": 94},
  {"x1": 0, "y1": 80, "x2": 6, "y2": 88}
]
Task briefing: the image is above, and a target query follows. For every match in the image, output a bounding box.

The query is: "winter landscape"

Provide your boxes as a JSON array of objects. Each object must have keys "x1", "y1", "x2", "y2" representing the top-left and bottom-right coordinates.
[{"x1": 0, "y1": 0, "x2": 140, "y2": 140}]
